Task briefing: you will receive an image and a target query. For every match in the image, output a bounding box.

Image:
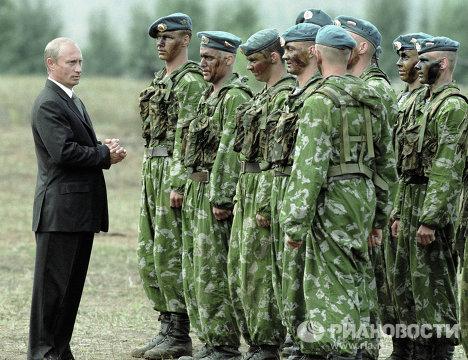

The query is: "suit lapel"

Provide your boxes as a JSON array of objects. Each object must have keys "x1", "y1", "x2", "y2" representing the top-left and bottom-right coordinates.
[{"x1": 45, "y1": 80, "x2": 98, "y2": 145}]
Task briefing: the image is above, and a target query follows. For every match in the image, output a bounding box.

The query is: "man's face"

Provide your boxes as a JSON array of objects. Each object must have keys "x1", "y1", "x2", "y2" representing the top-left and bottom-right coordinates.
[
  {"x1": 246, "y1": 52, "x2": 271, "y2": 82},
  {"x1": 283, "y1": 41, "x2": 310, "y2": 75},
  {"x1": 200, "y1": 47, "x2": 229, "y2": 84},
  {"x1": 396, "y1": 49, "x2": 419, "y2": 83},
  {"x1": 415, "y1": 53, "x2": 441, "y2": 85},
  {"x1": 156, "y1": 31, "x2": 184, "y2": 61},
  {"x1": 48, "y1": 43, "x2": 82, "y2": 89}
]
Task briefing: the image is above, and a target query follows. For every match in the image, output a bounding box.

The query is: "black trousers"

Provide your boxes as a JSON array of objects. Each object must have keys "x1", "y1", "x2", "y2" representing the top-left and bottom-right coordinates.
[{"x1": 28, "y1": 232, "x2": 94, "y2": 360}]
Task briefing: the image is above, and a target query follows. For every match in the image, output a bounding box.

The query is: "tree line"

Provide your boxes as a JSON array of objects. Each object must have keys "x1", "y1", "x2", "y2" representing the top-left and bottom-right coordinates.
[{"x1": 0, "y1": 0, "x2": 467, "y2": 83}]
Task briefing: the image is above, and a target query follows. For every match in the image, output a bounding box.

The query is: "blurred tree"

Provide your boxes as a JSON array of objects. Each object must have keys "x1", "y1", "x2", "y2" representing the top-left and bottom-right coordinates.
[
  {"x1": 84, "y1": 10, "x2": 125, "y2": 76},
  {"x1": 366, "y1": 0, "x2": 407, "y2": 80},
  {"x1": 127, "y1": 4, "x2": 158, "y2": 79},
  {"x1": 430, "y1": 0, "x2": 468, "y2": 84},
  {"x1": 0, "y1": 0, "x2": 61, "y2": 74},
  {"x1": 212, "y1": 0, "x2": 261, "y2": 81},
  {"x1": 154, "y1": 0, "x2": 208, "y2": 65}
]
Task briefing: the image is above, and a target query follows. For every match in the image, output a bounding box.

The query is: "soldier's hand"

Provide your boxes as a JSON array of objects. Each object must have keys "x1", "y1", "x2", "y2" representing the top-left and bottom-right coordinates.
[
  {"x1": 368, "y1": 228, "x2": 382, "y2": 247},
  {"x1": 212, "y1": 207, "x2": 232, "y2": 221},
  {"x1": 286, "y1": 235, "x2": 303, "y2": 249},
  {"x1": 391, "y1": 220, "x2": 400, "y2": 239},
  {"x1": 416, "y1": 224, "x2": 436, "y2": 246},
  {"x1": 256, "y1": 214, "x2": 270, "y2": 228},
  {"x1": 170, "y1": 191, "x2": 184, "y2": 208}
]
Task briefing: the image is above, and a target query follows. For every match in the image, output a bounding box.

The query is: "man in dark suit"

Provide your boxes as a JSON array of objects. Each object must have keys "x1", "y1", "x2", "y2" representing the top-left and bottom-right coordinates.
[{"x1": 28, "y1": 37, "x2": 127, "y2": 360}]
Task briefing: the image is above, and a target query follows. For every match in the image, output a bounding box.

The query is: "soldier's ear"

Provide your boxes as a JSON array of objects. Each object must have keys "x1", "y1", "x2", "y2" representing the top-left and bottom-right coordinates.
[
  {"x1": 224, "y1": 54, "x2": 235, "y2": 66},
  {"x1": 439, "y1": 57, "x2": 448, "y2": 70},
  {"x1": 308, "y1": 44, "x2": 316, "y2": 58},
  {"x1": 359, "y1": 41, "x2": 368, "y2": 55},
  {"x1": 270, "y1": 52, "x2": 280, "y2": 64}
]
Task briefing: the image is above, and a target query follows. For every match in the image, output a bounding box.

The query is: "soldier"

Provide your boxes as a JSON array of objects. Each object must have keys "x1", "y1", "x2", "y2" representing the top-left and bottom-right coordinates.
[
  {"x1": 269, "y1": 14, "x2": 334, "y2": 360},
  {"x1": 132, "y1": 13, "x2": 207, "y2": 360},
  {"x1": 391, "y1": 36, "x2": 467, "y2": 360},
  {"x1": 252, "y1": 23, "x2": 323, "y2": 360},
  {"x1": 180, "y1": 31, "x2": 252, "y2": 360},
  {"x1": 226, "y1": 29, "x2": 295, "y2": 360},
  {"x1": 389, "y1": 32, "x2": 432, "y2": 360},
  {"x1": 335, "y1": 16, "x2": 398, "y2": 360},
  {"x1": 280, "y1": 24, "x2": 396, "y2": 359}
]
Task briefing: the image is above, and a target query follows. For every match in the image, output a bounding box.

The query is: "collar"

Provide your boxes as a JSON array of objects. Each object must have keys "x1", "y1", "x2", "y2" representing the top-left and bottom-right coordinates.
[{"x1": 48, "y1": 77, "x2": 74, "y2": 98}]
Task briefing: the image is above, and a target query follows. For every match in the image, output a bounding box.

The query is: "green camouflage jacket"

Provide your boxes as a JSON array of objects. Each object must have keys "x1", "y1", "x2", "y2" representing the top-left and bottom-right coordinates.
[
  {"x1": 395, "y1": 83, "x2": 468, "y2": 228},
  {"x1": 280, "y1": 75, "x2": 397, "y2": 243},
  {"x1": 184, "y1": 73, "x2": 252, "y2": 208}
]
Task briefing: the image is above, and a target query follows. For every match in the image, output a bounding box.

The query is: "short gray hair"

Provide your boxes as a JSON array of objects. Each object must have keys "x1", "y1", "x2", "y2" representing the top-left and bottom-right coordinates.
[{"x1": 44, "y1": 37, "x2": 78, "y2": 70}]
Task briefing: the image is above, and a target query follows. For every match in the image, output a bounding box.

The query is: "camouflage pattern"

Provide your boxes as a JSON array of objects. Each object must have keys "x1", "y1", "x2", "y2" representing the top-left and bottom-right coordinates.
[
  {"x1": 462, "y1": 225, "x2": 468, "y2": 355},
  {"x1": 181, "y1": 73, "x2": 252, "y2": 347},
  {"x1": 280, "y1": 75, "x2": 397, "y2": 356},
  {"x1": 137, "y1": 62, "x2": 206, "y2": 314},
  {"x1": 360, "y1": 66, "x2": 398, "y2": 358},
  {"x1": 259, "y1": 74, "x2": 323, "y2": 345},
  {"x1": 228, "y1": 76, "x2": 295, "y2": 346},
  {"x1": 392, "y1": 83, "x2": 467, "y2": 344}
]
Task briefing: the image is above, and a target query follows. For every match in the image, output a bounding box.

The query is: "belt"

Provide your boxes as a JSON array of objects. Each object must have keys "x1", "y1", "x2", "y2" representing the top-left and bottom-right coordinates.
[
  {"x1": 145, "y1": 146, "x2": 169, "y2": 157},
  {"x1": 189, "y1": 170, "x2": 210, "y2": 183},
  {"x1": 240, "y1": 161, "x2": 261, "y2": 173},
  {"x1": 274, "y1": 165, "x2": 292, "y2": 177},
  {"x1": 404, "y1": 175, "x2": 429, "y2": 184}
]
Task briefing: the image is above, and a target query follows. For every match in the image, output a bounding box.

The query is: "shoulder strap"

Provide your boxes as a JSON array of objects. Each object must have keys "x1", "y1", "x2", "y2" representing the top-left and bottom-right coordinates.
[{"x1": 163, "y1": 61, "x2": 203, "y2": 100}]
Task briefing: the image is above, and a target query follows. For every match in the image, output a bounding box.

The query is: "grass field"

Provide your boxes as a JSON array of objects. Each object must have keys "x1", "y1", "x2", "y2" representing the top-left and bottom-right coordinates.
[{"x1": 0, "y1": 75, "x2": 466, "y2": 360}]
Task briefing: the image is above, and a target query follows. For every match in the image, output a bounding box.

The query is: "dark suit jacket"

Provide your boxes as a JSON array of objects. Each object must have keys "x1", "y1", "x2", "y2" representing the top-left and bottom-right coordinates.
[{"x1": 31, "y1": 79, "x2": 111, "y2": 233}]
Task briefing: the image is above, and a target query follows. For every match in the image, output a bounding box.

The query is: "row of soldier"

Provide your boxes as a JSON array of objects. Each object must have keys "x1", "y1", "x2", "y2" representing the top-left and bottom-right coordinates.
[{"x1": 132, "y1": 8, "x2": 468, "y2": 360}]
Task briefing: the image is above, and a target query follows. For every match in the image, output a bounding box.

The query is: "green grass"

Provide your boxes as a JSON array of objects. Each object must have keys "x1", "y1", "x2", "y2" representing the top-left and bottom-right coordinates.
[{"x1": 0, "y1": 75, "x2": 466, "y2": 359}]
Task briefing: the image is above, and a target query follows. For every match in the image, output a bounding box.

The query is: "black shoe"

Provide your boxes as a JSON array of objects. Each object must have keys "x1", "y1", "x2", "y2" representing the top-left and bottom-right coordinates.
[
  {"x1": 199, "y1": 346, "x2": 241, "y2": 360},
  {"x1": 385, "y1": 337, "x2": 412, "y2": 360},
  {"x1": 132, "y1": 312, "x2": 172, "y2": 358},
  {"x1": 413, "y1": 342, "x2": 433, "y2": 360},
  {"x1": 242, "y1": 345, "x2": 279, "y2": 360},
  {"x1": 144, "y1": 313, "x2": 192, "y2": 359},
  {"x1": 59, "y1": 348, "x2": 75, "y2": 360},
  {"x1": 179, "y1": 344, "x2": 213, "y2": 360},
  {"x1": 431, "y1": 339, "x2": 455, "y2": 360}
]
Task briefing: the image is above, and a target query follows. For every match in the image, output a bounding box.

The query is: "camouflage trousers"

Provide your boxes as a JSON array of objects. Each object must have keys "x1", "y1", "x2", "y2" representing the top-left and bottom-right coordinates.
[
  {"x1": 364, "y1": 228, "x2": 398, "y2": 359},
  {"x1": 270, "y1": 174, "x2": 306, "y2": 345},
  {"x1": 136, "y1": 155, "x2": 186, "y2": 314},
  {"x1": 181, "y1": 178, "x2": 240, "y2": 347},
  {"x1": 228, "y1": 172, "x2": 285, "y2": 346},
  {"x1": 462, "y1": 239, "x2": 468, "y2": 354},
  {"x1": 299, "y1": 180, "x2": 376, "y2": 357},
  {"x1": 393, "y1": 182, "x2": 459, "y2": 344}
]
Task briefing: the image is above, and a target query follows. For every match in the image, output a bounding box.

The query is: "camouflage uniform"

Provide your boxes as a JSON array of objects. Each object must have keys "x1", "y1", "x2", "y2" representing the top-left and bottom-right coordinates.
[
  {"x1": 360, "y1": 66, "x2": 398, "y2": 358},
  {"x1": 392, "y1": 83, "x2": 467, "y2": 346},
  {"x1": 280, "y1": 75, "x2": 396, "y2": 357},
  {"x1": 460, "y1": 181, "x2": 468, "y2": 355},
  {"x1": 181, "y1": 73, "x2": 252, "y2": 348},
  {"x1": 228, "y1": 76, "x2": 295, "y2": 347},
  {"x1": 259, "y1": 74, "x2": 323, "y2": 345},
  {"x1": 137, "y1": 61, "x2": 206, "y2": 314}
]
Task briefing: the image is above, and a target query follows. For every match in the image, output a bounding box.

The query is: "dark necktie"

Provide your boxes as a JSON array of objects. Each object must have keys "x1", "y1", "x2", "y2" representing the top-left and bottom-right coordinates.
[{"x1": 72, "y1": 93, "x2": 85, "y2": 119}]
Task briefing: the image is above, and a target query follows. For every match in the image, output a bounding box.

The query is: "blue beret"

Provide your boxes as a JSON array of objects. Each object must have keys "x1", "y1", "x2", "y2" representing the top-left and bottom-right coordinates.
[
  {"x1": 281, "y1": 23, "x2": 321, "y2": 45},
  {"x1": 239, "y1": 29, "x2": 280, "y2": 56},
  {"x1": 316, "y1": 25, "x2": 357, "y2": 49},
  {"x1": 335, "y1": 15, "x2": 381, "y2": 49},
  {"x1": 393, "y1": 32, "x2": 432, "y2": 52},
  {"x1": 416, "y1": 36, "x2": 460, "y2": 54},
  {"x1": 295, "y1": 9, "x2": 333, "y2": 27},
  {"x1": 197, "y1": 31, "x2": 242, "y2": 54},
  {"x1": 148, "y1": 13, "x2": 192, "y2": 38}
]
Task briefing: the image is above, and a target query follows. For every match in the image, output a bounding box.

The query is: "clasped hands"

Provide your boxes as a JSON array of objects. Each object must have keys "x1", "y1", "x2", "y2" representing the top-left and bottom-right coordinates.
[{"x1": 105, "y1": 138, "x2": 127, "y2": 164}]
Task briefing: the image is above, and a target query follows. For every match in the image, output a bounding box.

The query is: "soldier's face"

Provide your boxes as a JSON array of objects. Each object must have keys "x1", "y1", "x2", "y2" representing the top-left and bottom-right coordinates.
[
  {"x1": 47, "y1": 43, "x2": 82, "y2": 89},
  {"x1": 246, "y1": 52, "x2": 271, "y2": 82},
  {"x1": 416, "y1": 54, "x2": 441, "y2": 85},
  {"x1": 283, "y1": 42, "x2": 310, "y2": 75},
  {"x1": 396, "y1": 49, "x2": 419, "y2": 83},
  {"x1": 156, "y1": 31, "x2": 184, "y2": 61},
  {"x1": 200, "y1": 48, "x2": 229, "y2": 84}
]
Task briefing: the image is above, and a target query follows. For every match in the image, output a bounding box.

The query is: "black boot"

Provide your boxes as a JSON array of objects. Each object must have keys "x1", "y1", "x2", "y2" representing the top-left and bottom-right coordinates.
[
  {"x1": 385, "y1": 337, "x2": 413, "y2": 360},
  {"x1": 242, "y1": 345, "x2": 280, "y2": 360},
  {"x1": 431, "y1": 339, "x2": 455, "y2": 360},
  {"x1": 144, "y1": 313, "x2": 192, "y2": 359},
  {"x1": 179, "y1": 344, "x2": 214, "y2": 360},
  {"x1": 199, "y1": 345, "x2": 241, "y2": 360},
  {"x1": 413, "y1": 341, "x2": 433, "y2": 360},
  {"x1": 131, "y1": 312, "x2": 172, "y2": 358}
]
